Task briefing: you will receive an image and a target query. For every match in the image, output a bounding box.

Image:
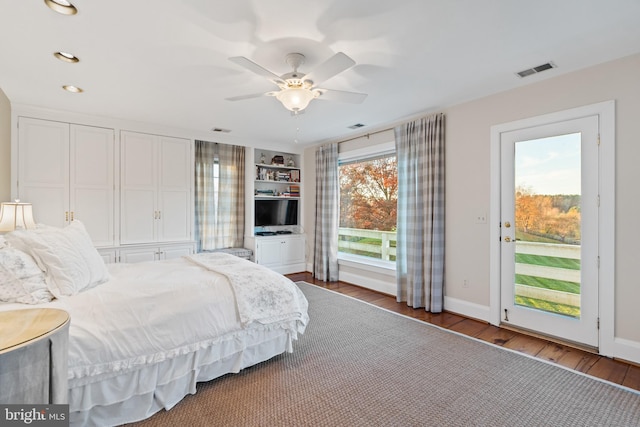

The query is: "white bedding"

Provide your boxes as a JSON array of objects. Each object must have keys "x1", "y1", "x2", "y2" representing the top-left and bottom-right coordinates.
[{"x1": 0, "y1": 253, "x2": 309, "y2": 426}]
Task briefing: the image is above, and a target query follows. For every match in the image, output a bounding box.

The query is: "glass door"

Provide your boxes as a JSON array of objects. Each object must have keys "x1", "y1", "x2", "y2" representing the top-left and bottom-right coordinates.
[{"x1": 500, "y1": 115, "x2": 599, "y2": 347}]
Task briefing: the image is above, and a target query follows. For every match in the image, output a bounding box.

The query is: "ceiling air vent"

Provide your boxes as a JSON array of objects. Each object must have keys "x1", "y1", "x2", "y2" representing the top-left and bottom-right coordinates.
[
  {"x1": 516, "y1": 62, "x2": 556, "y2": 78},
  {"x1": 211, "y1": 127, "x2": 231, "y2": 133},
  {"x1": 348, "y1": 123, "x2": 366, "y2": 129}
]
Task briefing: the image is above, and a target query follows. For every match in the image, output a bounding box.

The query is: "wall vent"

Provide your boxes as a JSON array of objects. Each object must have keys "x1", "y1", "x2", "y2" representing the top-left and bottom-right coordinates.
[
  {"x1": 211, "y1": 127, "x2": 231, "y2": 133},
  {"x1": 348, "y1": 123, "x2": 366, "y2": 129},
  {"x1": 516, "y1": 62, "x2": 556, "y2": 78}
]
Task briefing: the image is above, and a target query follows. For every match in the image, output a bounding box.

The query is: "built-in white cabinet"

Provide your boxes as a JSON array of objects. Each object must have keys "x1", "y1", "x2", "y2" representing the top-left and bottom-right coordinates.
[
  {"x1": 13, "y1": 113, "x2": 195, "y2": 263},
  {"x1": 250, "y1": 234, "x2": 305, "y2": 274},
  {"x1": 117, "y1": 242, "x2": 195, "y2": 263},
  {"x1": 17, "y1": 117, "x2": 115, "y2": 247},
  {"x1": 98, "y1": 242, "x2": 195, "y2": 264},
  {"x1": 120, "y1": 131, "x2": 192, "y2": 245}
]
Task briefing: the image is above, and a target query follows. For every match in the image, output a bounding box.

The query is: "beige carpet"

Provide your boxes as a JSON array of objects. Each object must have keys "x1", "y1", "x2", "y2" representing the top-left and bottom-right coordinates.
[{"x1": 125, "y1": 282, "x2": 640, "y2": 426}]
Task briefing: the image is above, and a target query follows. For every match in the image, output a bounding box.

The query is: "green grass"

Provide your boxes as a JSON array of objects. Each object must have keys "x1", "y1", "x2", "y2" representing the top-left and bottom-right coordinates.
[
  {"x1": 510, "y1": 232, "x2": 583, "y2": 317},
  {"x1": 515, "y1": 253, "x2": 580, "y2": 270},
  {"x1": 515, "y1": 296, "x2": 580, "y2": 318},
  {"x1": 515, "y1": 274, "x2": 580, "y2": 294}
]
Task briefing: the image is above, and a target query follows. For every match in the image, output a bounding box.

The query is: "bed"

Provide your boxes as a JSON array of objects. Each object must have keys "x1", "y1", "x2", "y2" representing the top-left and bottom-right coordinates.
[{"x1": 0, "y1": 221, "x2": 309, "y2": 426}]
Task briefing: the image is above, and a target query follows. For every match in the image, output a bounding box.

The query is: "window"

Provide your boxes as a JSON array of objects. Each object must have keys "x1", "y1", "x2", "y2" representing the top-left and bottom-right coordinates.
[
  {"x1": 194, "y1": 141, "x2": 245, "y2": 251},
  {"x1": 338, "y1": 151, "x2": 397, "y2": 263}
]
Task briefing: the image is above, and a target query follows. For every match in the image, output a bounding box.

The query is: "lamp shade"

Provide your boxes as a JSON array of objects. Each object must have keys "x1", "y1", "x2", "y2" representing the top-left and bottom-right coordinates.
[
  {"x1": 276, "y1": 87, "x2": 316, "y2": 112},
  {"x1": 0, "y1": 201, "x2": 36, "y2": 232}
]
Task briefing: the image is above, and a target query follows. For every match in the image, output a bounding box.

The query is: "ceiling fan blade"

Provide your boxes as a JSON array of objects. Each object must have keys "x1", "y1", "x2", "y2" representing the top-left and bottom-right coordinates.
[
  {"x1": 316, "y1": 88, "x2": 367, "y2": 104},
  {"x1": 228, "y1": 56, "x2": 285, "y2": 86},
  {"x1": 225, "y1": 92, "x2": 268, "y2": 101},
  {"x1": 304, "y1": 52, "x2": 356, "y2": 87}
]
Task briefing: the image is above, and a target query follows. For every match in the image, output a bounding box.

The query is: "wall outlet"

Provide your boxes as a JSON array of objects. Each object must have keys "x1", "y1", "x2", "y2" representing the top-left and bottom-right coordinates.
[
  {"x1": 475, "y1": 212, "x2": 487, "y2": 224},
  {"x1": 463, "y1": 279, "x2": 469, "y2": 288}
]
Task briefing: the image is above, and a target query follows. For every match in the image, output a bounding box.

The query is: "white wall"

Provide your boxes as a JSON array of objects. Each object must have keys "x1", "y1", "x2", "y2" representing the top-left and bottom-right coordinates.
[
  {"x1": 0, "y1": 88, "x2": 10, "y2": 201},
  {"x1": 304, "y1": 53, "x2": 640, "y2": 359}
]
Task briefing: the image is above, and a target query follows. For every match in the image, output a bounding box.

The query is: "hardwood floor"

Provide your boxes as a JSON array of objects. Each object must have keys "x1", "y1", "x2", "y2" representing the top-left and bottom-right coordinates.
[{"x1": 286, "y1": 272, "x2": 640, "y2": 392}]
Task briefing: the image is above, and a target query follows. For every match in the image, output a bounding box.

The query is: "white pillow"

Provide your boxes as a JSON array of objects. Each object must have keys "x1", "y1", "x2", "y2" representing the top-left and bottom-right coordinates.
[
  {"x1": 6, "y1": 221, "x2": 110, "y2": 297},
  {"x1": 0, "y1": 245, "x2": 54, "y2": 304}
]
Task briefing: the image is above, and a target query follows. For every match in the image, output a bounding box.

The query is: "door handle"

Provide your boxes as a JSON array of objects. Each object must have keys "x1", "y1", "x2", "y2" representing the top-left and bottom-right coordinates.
[{"x1": 504, "y1": 236, "x2": 512, "y2": 242}]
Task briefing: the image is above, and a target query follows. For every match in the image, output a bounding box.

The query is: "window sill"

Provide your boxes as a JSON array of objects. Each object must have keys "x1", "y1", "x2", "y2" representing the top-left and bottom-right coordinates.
[{"x1": 337, "y1": 253, "x2": 396, "y2": 276}]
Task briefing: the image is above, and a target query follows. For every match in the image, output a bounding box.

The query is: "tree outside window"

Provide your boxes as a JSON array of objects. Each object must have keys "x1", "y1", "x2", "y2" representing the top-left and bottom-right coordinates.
[{"x1": 338, "y1": 154, "x2": 397, "y2": 261}]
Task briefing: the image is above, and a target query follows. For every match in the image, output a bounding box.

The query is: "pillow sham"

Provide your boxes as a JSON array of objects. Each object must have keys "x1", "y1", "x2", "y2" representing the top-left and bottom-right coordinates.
[
  {"x1": 6, "y1": 220, "x2": 110, "y2": 297},
  {"x1": 0, "y1": 245, "x2": 54, "y2": 304}
]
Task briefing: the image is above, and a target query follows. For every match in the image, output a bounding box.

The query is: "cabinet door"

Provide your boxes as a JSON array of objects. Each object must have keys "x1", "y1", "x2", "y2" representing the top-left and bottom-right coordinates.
[
  {"x1": 119, "y1": 247, "x2": 158, "y2": 263},
  {"x1": 97, "y1": 249, "x2": 117, "y2": 264},
  {"x1": 255, "y1": 238, "x2": 283, "y2": 267},
  {"x1": 17, "y1": 118, "x2": 69, "y2": 228},
  {"x1": 70, "y1": 125, "x2": 115, "y2": 247},
  {"x1": 120, "y1": 131, "x2": 158, "y2": 244},
  {"x1": 282, "y1": 235, "x2": 305, "y2": 265},
  {"x1": 160, "y1": 245, "x2": 193, "y2": 260},
  {"x1": 157, "y1": 136, "x2": 191, "y2": 242}
]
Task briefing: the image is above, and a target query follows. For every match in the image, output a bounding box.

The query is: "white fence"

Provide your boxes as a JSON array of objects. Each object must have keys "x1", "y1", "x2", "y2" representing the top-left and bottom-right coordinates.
[
  {"x1": 338, "y1": 228, "x2": 396, "y2": 261},
  {"x1": 515, "y1": 241, "x2": 581, "y2": 307},
  {"x1": 337, "y1": 231, "x2": 581, "y2": 307}
]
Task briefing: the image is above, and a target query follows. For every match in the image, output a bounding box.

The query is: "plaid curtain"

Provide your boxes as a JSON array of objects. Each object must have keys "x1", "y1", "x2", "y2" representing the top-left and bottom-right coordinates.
[
  {"x1": 194, "y1": 140, "x2": 245, "y2": 251},
  {"x1": 313, "y1": 143, "x2": 339, "y2": 281},
  {"x1": 394, "y1": 113, "x2": 445, "y2": 311}
]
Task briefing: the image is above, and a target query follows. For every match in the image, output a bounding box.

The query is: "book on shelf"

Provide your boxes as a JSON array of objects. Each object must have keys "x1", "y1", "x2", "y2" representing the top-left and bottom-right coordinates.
[
  {"x1": 277, "y1": 172, "x2": 291, "y2": 181},
  {"x1": 256, "y1": 167, "x2": 300, "y2": 182}
]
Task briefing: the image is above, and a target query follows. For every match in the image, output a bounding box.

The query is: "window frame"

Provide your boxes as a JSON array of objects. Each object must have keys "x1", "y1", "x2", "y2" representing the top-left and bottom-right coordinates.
[{"x1": 337, "y1": 140, "x2": 397, "y2": 271}]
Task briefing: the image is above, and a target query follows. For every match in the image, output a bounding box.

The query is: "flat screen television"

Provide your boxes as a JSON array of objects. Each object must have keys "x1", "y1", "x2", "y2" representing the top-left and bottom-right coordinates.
[{"x1": 255, "y1": 199, "x2": 298, "y2": 226}]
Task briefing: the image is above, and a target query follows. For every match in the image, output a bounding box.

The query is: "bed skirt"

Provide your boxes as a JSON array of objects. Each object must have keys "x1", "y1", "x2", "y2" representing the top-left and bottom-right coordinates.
[{"x1": 69, "y1": 324, "x2": 296, "y2": 427}]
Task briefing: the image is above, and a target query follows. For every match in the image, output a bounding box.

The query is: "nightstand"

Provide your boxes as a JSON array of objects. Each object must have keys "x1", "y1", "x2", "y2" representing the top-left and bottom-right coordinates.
[{"x1": 0, "y1": 308, "x2": 70, "y2": 404}]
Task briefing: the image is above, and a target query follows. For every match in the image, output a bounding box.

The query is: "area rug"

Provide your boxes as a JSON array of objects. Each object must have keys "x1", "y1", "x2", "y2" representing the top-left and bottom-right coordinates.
[{"x1": 126, "y1": 282, "x2": 640, "y2": 426}]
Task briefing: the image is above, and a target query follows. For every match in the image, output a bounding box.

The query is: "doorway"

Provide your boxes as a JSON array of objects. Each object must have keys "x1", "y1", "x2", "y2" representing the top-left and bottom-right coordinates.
[{"x1": 490, "y1": 102, "x2": 615, "y2": 351}]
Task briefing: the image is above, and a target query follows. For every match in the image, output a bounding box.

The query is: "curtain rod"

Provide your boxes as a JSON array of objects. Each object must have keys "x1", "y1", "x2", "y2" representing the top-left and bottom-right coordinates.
[
  {"x1": 337, "y1": 127, "x2": 394, "y2": 146},
  {"x1": 331, "y1": 111, "x2": 444, "y2": 146}
]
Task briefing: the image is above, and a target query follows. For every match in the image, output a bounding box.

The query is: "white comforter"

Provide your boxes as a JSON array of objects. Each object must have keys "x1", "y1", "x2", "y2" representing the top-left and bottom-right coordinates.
[
  {"x1": 186, "y1": 252, "x2": 308, "y2": 326},
  {"x1": 0, "y1": 254, "x2": 309, "y2": 383}
]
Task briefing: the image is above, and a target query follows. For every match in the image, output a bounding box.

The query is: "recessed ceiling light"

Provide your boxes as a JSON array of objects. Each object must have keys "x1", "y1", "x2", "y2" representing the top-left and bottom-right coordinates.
[
  {"x1": 62, "y1": 85, "x2": 83, "y2": 93},
  {"x1": 44, "y1": 0, "x2": 78, "y2": 15},
  {"x1": 54, "y1": 51, "x2": 79, "y2": 63}
]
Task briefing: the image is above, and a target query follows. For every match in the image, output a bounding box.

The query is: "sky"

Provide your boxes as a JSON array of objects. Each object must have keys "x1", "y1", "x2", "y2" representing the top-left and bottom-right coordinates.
[{"x1": 514, "y1": 133, "x2": 581, "y2": 195}]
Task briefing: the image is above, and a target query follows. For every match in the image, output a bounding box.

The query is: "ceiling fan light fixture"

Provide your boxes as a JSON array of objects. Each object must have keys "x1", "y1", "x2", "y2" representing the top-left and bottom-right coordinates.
[
  {"x1": 44, "y1": 0, "x2": 78, "y2": 15},
  {"x1": 275, "y1": 87, "x2": 317, "y2": 112}
]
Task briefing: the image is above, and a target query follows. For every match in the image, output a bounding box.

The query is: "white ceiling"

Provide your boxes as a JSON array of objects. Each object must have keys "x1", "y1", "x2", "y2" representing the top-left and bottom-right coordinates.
[{"x1": 1, "y1": 0, "x2": 639, "y2": 149}]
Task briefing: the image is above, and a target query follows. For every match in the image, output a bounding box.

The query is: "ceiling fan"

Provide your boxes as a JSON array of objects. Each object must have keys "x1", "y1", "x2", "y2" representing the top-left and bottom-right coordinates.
[{"x1": 226, "y1": 52, "x2": 367, "y2": 114}]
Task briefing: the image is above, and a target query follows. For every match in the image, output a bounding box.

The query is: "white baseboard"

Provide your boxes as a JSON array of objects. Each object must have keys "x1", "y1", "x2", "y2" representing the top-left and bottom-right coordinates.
[
  {"x1": 338, "y1": 270, "x2": 396, "y2": 296},
  {"x1": 611, "y1": 337, "x2": 640, "y2": 365},
  {"x1": 444, "y1": 296, "x2": 491, "y2": 322}
]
